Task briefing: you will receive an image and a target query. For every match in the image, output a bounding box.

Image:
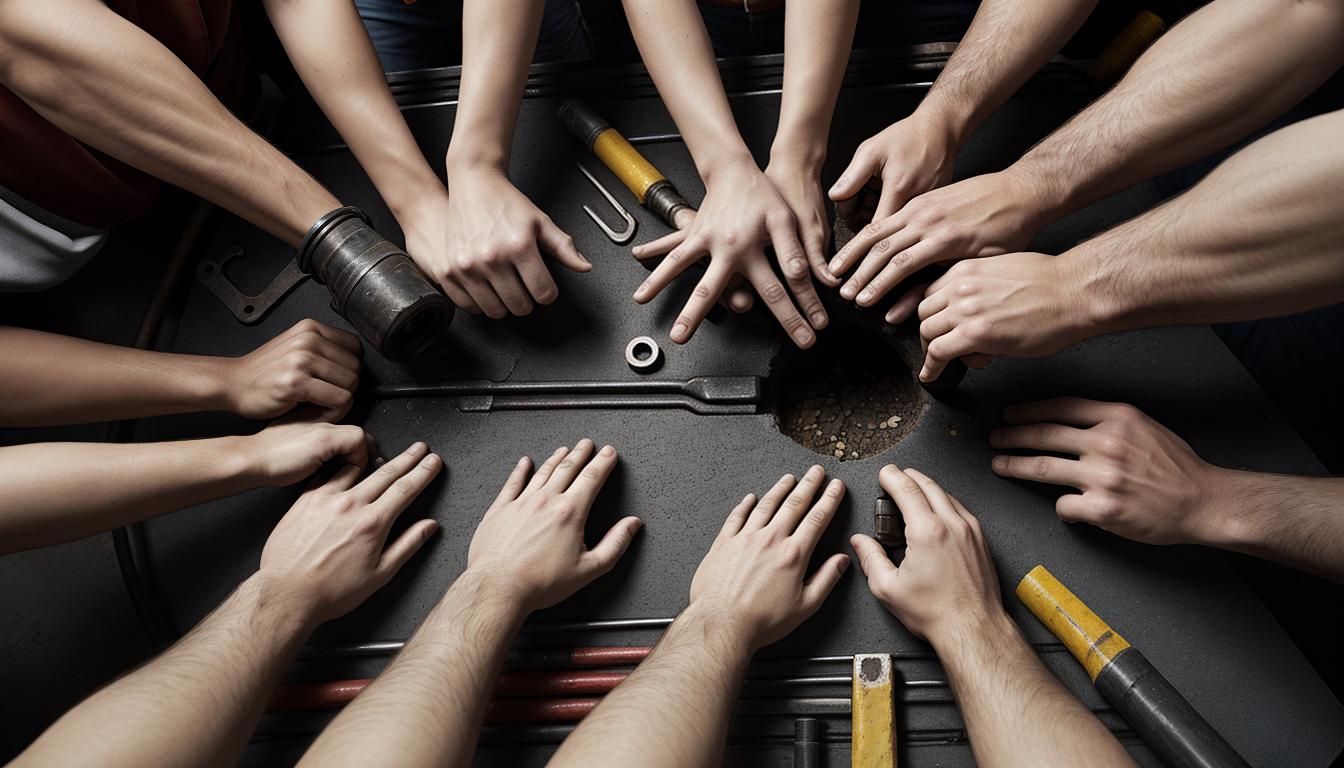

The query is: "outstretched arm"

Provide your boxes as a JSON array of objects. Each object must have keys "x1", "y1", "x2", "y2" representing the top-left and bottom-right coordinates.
[
  {"x1": 0, "y1": 320, "x2": 362, "y2": 427},
  {"x1": 852, "y1": 466, "x2": 1135, "y2": 768},
  {"x1": 0, "y1": 420, "x2": 366, "y2": 553},
  {"x1": 11, "y1": 442, "x2": 442, "y2": 768},
  {"x1": 0, "y1": 0, "x2": 338, "y2": 243},
  {"x1": 990, "y1": 398, "x2": 1344, "y2": 582},
  {"x1": 551, "y1": 466, "x2": 850, "y2": 767},
  {"x1": 917, "y1": 108, "x2": 1344, "y2": 381},
  {"x1": 832, "y1": 0, "x2": 1344, "y2": 321},
  {"x1": 622, "y1": 0, "x2": 826, "y2": 348},
  {"x1": 301, "y1": 440, "x2": 641, "y2": 768}
]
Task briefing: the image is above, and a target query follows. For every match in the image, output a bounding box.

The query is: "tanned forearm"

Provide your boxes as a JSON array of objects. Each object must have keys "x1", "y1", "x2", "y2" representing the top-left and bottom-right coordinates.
[
  {"x1": 444, "y1": 0, "x2": 545, "y2": 174},
  {"x1": 299, "y1": 572, "x2": 527, "y2": 768},
  {"x1": 1198, "y1": 470, "x2": 1344, "y2": 582},
  {"x1": 0, "y1": 326, "x2": 233, "y2": 427},
  {"x1": 550, "y1": 606, "x2": 752, "y2": 768},
  {"x1": 621, "y1": 0, "x2": 753, "y2": 175},
  {"x1": 263, "y1": 0, "x2": 447, "y2": 222},
  {"x1": 0, "y1": 0, "x2": 337, "y2": 243},
  {"x1": 936, "y1": 612, "x2": 1136, "y2": 768},
  {"x1": 12, "y1": 574, "x2": 315, "y2": 768},
  {"x1": 770, "y1": 0, "x2": 859, "y2": 171},
  {"x1": 1011, "y1": 0, "x2": 1344, "y2": 223},
  {"x1": 914, "y1": 0, "x2": 1097, "y2": 149},
  {"x1": 0, "y1": 436, "x2": 265, "y2": 553},
  {"x1": 1064, "y1": 109, "x2": 1344, "y2": 333}
]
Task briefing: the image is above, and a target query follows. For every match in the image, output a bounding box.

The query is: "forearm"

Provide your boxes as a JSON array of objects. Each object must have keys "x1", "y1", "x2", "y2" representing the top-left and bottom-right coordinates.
[
  {"x1": 1196, "y1": 469, "x2": 1344, "y2": 582},
  {"x1": 1012, "y1": 0, "x2": 1344, "y2": 222},
  {"x1": 300, "y1": 571, "x2": 527, "y2": 768},
  {"x1": 621, "y1": 0, "x2": 753, "y2": 175},
  {"x1": 770, "y1": 0, "x2": 859, "y2": 171},
  {"x1": 0, "y1": 0, "x2": 337, "y2": 243},
  {"x1": 263, "y1": 0, "x2": 447, "y2": 222},
  {"x1": 915, "y1": 0, "x2": 1096, "y2": 148},
  {"x1": 935, "y1": 611, "x2": 1135, "y2": 768},
  {"x1": 0, "y1": 327, "x2": 234, "y2": 427},
  {"x1": 1065, "y1": 110, "x2": 1344, "y2": 333},
  {"x1": 550, "y1": 606, "x2": 751, "y2": 768},
  {"x1": 0, "y1": 436, "x2": 265, "y2": 553},
  {"x1": 14, "y1": 574, "x2": 314, "y2": 768},
  {"x1": 444, "y1": 0, "x2": 545, "y2": 175}
]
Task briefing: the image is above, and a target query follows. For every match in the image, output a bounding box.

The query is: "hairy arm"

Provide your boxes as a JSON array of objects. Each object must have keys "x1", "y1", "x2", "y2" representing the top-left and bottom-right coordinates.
[
  {"x1": 1206, "y1": 471, "x2": 1344, "y2": 582},
  {"x1": 0, "y1": 0, "x2": 338, "y2": 243},
  {"x1": 1014, "y1": 0, "x2": 1344, "y2": 222}
]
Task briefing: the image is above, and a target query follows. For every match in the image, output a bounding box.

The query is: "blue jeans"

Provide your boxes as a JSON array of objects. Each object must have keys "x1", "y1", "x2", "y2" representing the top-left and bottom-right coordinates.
[{"x1": 354, "y1": 0, "x2": 591, "y2": 73}]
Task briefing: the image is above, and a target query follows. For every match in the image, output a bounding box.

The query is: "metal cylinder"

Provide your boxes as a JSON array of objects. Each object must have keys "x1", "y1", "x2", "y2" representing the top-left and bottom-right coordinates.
[
  {"x1": 794, "y1": 718, "x2": 821, "y2": 768},
  {"x1": 297, "y1": 206, "x2": 452, "y2": 360},
  {"x1": 874, "y1": 497, "x2": 905, "y2": 547}
]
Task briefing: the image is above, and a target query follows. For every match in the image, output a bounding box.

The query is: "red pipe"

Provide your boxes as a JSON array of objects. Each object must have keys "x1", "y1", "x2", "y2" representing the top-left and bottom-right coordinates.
[
  {"x1": 486, "y1": 697, "x2": 602, "y2": 723},
  {"x1": 568, "y1": 646, "x2": 651, "y2": 667},
  {"x1": 268, "y1": 669, "x2": 635, "y2": 712}
]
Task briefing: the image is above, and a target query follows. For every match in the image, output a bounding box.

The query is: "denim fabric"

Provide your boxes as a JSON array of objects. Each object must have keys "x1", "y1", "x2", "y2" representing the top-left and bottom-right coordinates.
[{"x1": 354, "y1": 0, "x2": 591, "y2": 73}]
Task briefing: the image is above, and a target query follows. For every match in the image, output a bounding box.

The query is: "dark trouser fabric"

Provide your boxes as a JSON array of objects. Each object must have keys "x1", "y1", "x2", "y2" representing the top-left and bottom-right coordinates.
[{"x1": 700, "y1": 1, "x2": 978, "y2": 57}]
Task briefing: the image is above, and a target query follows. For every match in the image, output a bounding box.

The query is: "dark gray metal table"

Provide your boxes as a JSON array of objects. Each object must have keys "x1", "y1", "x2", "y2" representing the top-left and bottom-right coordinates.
[{"x1": 121, "y1": 51, "x2": 1344, "y2": 766}]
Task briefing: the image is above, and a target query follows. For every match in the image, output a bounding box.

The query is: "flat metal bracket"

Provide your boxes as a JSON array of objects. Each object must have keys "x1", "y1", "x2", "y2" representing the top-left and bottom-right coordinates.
[{"x1": 197, "y1": 245, "x2": 308, "y2": 324}]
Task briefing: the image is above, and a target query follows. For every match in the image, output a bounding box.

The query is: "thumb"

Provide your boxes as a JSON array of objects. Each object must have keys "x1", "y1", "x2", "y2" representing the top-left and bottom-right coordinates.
[
  {"x1": 580, "y1": 516, "x2": 643, "y2": 578},
  {"x1": 375, "y1": 519, "x2": 440, "y2": 582},
  {"x1": 539, "y1": 220, "x2": 591, "y2": 273},
  {"x1": 850, "y1": 534, "x2": 898, "y2": 582},
  {"x1": 328, "y1": 425, "x2": 370, "y2": 470},
  {"x1": 829, "y1": 150, "x2": 878, "y2": 202}
]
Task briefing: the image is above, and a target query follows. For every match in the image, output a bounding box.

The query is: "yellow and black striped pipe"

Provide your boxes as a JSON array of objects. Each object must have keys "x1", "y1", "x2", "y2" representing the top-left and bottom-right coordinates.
[
  {"x1": 1017, "y1": 566, "x2": 1249, "y2": 768},
  {"x1": 559, "y1": 98, "x2": 691, "y2": 228}
]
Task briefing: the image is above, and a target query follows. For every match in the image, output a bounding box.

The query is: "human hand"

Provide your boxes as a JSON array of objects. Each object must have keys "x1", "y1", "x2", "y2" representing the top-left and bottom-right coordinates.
[
  {"x1": 466, "y1": 439, "x2": 642, "y2": 613},
  {"x1": 765, "y1": 157, "x2": 840, "y2": 288},
  {"x1": 259, "y1": 442, "x2": 442, "y2": 624},
  {"x1": 828, "y1": 113, "x2": 957, "y2": 230},
  {"x1": 421, "y1": 167, "x2": 590, "y2": 318},
  {"x1": 828, "y1": 171, "x2": 1045, "y2": 324},
  {"x1": 223, "y1": 319, "x2": 362, "y2": 421},
  {"x1": 630, "y1": 158, "x2": 826, "y2": 348},
  {"x1": 989, "y1": 398, "x2": 1216, "y2": 545},
  {"x1": 916, "y1": 251, "x2": 1093, "y2": 383},
  {"x1": 687, "y1": 466, "x2": 850, "y2": 650},
  {"x1": 851, "y1": 466, "x2": 1003, "y2": 646},
  {"x1": 246, "y1": 419, "x2": 371, "y2": 487}
]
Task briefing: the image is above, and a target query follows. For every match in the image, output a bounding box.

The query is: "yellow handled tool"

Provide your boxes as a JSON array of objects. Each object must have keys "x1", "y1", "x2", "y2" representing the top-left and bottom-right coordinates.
[{"x1": 852, "y1": 653, "x2": 896, "y2": 768}]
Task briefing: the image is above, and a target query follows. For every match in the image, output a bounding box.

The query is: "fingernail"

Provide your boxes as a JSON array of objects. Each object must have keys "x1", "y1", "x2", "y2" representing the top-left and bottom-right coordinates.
[
  {"x1": 600, "y1": 445, "x2": 615, "y2": 456},
  {"x1": 992, "y1": 456, "x2": 1008, "y2": 471},
  {"x1": 919, "y1": 368, "x2": 931, "y2": 382},
  {"x1": 828, "y1": 258, "x2": 843, "y2": 273},
  {"x1": 672, "y1": 322, "x2": 688, "y2": 340},
  {"x1": 810, "y1": 311, "x2": 827, "y2": 327},
  {"x1": 794, "y1": 328, "x2": 814, "y2": 346},
  {"x1": 840, "y1": 284, "x2": 856, "y2": 300},
  {"x1": 858, "y1": 288, "x2": 873, "y2": 302}
]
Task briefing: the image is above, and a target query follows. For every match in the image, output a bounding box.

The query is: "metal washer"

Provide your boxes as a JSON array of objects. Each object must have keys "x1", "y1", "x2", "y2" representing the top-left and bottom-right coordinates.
[{"x1": 625, "y1": 336, "x2": 662, "y2": 372}]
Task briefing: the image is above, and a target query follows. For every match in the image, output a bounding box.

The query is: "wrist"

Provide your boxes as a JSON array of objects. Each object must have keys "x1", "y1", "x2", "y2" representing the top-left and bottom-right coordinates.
[
  {"x1": 1054, "y1": 248, "x2": 1129, "y2": 342},
  {"x1": 911, "y1": 92, "x2": 974, "y2": 150},
  {"x1": 768, "y1": 134, "x2": 826, "y2": 176},
  {"x1": 678, "y1": 602, "x2": 760, "y2": 656},
  {"x1": 1191, "y1": 467, "x2": 1258, "y2": 550},
  {"x1": 189, "y1": 355, "x2": 238, "y2": 413},
  {"x1": 445, "y1": 143, "x2": 510, "y2": 179},
  {"x1": 925, "y1": 603, "x2": 1016, "y2": 655},
  {"x1": 455, "y1": 566, "x2": 534, "y2": 619},
  {"x1": 240, "y1": 571, "x2": 323, "y2": 637},
  {"x1": 1005, "y1": 151, "x2": 1076, "y2": 226},
  {"x1": 697, "y1": 146, "x2": 757, "y2": 186}
]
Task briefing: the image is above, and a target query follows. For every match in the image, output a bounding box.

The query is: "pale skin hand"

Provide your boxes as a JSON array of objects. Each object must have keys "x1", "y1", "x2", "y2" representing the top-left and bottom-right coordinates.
[
  {"x1": 990, "y1": 398, "x2": 1344, "y2": 582},
  {"x1": 851, "y1": 466, "x2": 1135, "y2": 768},
  {"x1": 223, "y1": 319, "x2": 364, "y2": 421},
  {"x1": 551, "y1": 466, "x2": 850, "y2": 768},
  {"x1": 11, "y1": 443, "x2": 441, "y2": 768},
  {"x1": 0, "y1": 419, "x2": 369, "y2": 554},
  {"x1": 301, "y1": 440, "x2": 640, "y2": 768}
]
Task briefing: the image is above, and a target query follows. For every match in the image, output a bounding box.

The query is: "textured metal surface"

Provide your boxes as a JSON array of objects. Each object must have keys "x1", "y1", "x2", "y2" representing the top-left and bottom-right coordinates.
[{"x1": 124, "y1": 52, "x2": 1343, "y2": 767}]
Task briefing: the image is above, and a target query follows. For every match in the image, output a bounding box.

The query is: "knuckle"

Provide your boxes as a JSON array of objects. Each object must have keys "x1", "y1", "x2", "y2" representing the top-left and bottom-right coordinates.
[
  {"x1": 1032, "y1": 457, "x2": 1052, "y2": 478},
  {"x1": 294, "y1": 318, "x2": 321, "y2": 334},
  {"x1": 759, "y1": 283, "x2": 787, "y2": 303}
]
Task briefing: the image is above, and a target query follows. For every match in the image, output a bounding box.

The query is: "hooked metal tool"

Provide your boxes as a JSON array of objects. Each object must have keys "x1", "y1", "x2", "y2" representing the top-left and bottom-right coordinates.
[{"x1": 575, "y1": 162, "x2": 637, "y2": 244}]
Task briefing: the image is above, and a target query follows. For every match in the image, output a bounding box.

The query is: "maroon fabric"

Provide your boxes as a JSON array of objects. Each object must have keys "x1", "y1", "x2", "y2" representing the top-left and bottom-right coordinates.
[{"x1": 0, "y1": 0, "x2": 247, "y2": 227}]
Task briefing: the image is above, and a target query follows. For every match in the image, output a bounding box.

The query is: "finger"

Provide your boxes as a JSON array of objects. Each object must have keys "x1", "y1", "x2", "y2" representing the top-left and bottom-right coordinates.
[
  {"x1": 916, "y1": 284, "x2": 951, "y2": 321},
  {"x1": 307, "y1": 335, "x2": 362, "y2": 375},
  {"x1": 515, "y1": 250, "x2": 562, "y2": 307},
  {"x1": 804, "y1": 226, "x2": 839, "y2": 287},
  {"x1": 300, "y1": 378, "x2": 355, "y2": 421},
  {"x1": 374, "y1": 519, "x2": 441, "y2": 582},
  {"x1": 828, "y1": 150, "x2": 877, "y2": 204},
  {"x1": 745, "y1": 473, "x2": 797, "y2": 530},
  {"x1": 439, "y1": 273, "x2": 482, "y2": 314},
  {"x1": 850, "y1": 533, "x2": 898, "y2": 583},
  {"x1": 669, "y1": 264, "x2": 731, "y2": 344},
  {"x1": 871, "y1": 176, "x2": 907, "y2": 223},
  {"x1": 1054, "y1": 493, "x2": 1094, "y2": 524},
  {"x1": 988, "y1": 423, "x2": 1090, "y2": 456},
  {"x1": 918, "y1": 306, "x2": 960, "y2": 344},
  {"x1": 878, "y1": 464, "x2": 935, "y2": 530},
  {"x1": 1002, "y1": 398, "x2": 1119, "y2": 428},
  {"x1": 301, "y1": 320, "x2": 363, "y2": 357},
  {"x1": 920, "y1": 326, "x2": 976, "y2": 383},
  {"x1": 579, "y1": 516, "x2": 643, "y2": 578},
  {"x1": 329, "y1": 425, "x2": 370, "y2": 470},
  {"x1": 565, "y1": 443, "x2": 618, "y2": 506},
  {"x1": 718, "y1": 493, "x2": 756, "y2": 540},
  {"x1": 827, "y1": 216, "x2": 898, "y2": 277},
  {"x1": 747, "y1": 264, "x2": 814, "y2": 348},
  {"x1": 633, "y1": 236, "x2": 706, "y2": 305},
  {"x1": 724, "y1": 278, "x2": 756, "y2": 313},
  {"x1": 793, "y1": 478, "x2": 846, "y2": 553},
  {"x1": 855, "y1": 239, "x2": 940, "y2": 308},
  {"x1": 769, "y1": 221, "x2": 828, "y2": 330},
  {"x1": 539, "y1": 219, "x2": 591, "y2": 272},
  {"x1": 371, "y1": 452, "x2": 443, "y2": 523},
  {"x1": 767, "y1": 464, "x2": 826, "y2": 534},
  {"x1": 461, "y1": 275, "x2": 510, "y2": 320},
  {"x1": 324, "y1": 463, "x2": 363, "y2": 494},
  {"x1": 840, "y1": 228, "x2": 921, "y2": 303},
  {"x1": 902, "y1": 468, "x2": 963, "y2": 528},
  {"x1": 800, "y1": 552, "x2": 851, "y2": 613},
  {"x1": 491, "y1": 456, "x2": 533, "y2": 507},
  {"x1": 307, "y1": 354, "x2": 360, "y2": 394},
  {"x1": 351, "y1": 442, "x2": 429, "y2": 502},
  {"x1": 947, "y1": 493, "x2": 980, "y2": 529},
  {"x1": 524, "y1": 446, "x2": 569, "y2": 493},
  {"x1": 991, "y1": 454, "x2": 1092, "y2": 490},
  {"x1": 489, "y1": 265, "x2": 536, "y2": 316},
  {"x1": 884, "y1": 283, "x2": 927, "y2": 325},
  {"x1": 546, "y1": 438, "x2": 596, "y2": 493},
  {"x1": 631, "y1": 228, "x2": 688, "y2": 261}
]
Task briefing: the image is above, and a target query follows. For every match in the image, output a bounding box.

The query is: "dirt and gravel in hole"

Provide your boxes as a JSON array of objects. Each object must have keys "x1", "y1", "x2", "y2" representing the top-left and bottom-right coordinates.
[{"x1": 775, "y1": 328, "x2": 927, "y2": 461}]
